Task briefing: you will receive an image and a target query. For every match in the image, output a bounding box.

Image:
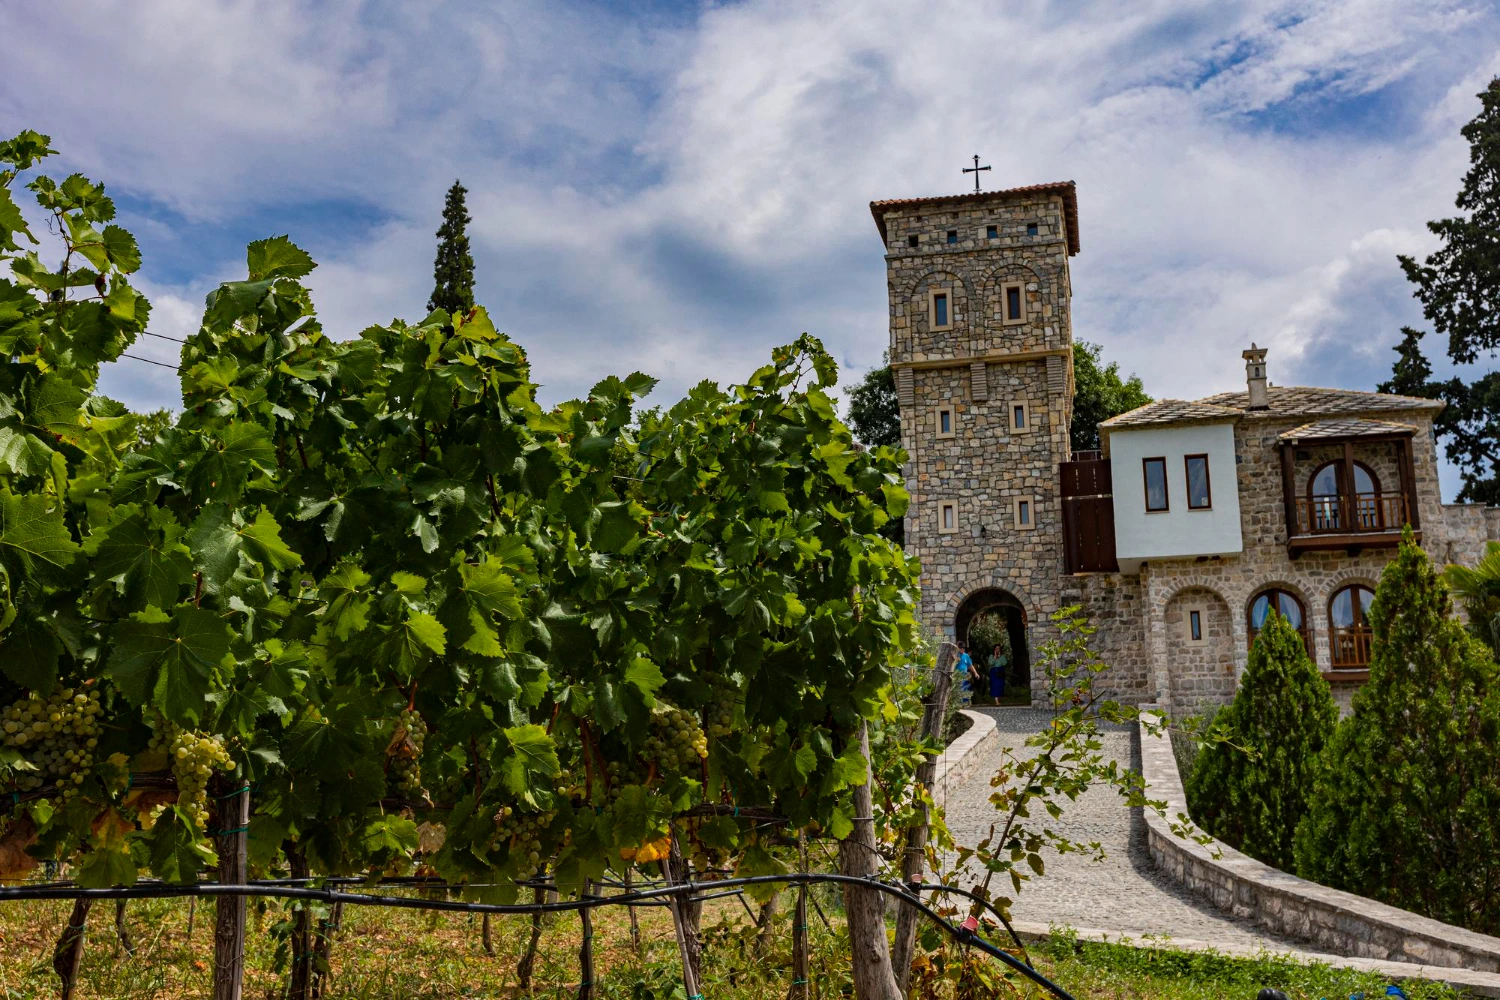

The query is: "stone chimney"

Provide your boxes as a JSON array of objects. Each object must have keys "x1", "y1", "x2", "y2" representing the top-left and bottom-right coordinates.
[{"x1": 1242, "y1": 343, "x2": 1269, "y2": 410}]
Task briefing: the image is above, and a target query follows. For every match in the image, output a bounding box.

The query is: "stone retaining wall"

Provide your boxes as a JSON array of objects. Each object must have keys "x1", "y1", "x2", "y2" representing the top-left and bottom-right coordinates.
[
  {"x1": 931, "y1": 709, "x2": 998, "y2": 809},
  {"x1": 1138, "y1": 707, "x2": 1500, "y2": 972}
]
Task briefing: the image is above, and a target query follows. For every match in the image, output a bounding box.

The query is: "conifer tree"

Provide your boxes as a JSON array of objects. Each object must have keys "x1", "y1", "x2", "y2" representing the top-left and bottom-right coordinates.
[
  {"x1": 1185, "y1": 610, "x2": 1336, "y2": 871},
  {"x1": 428, "y1": 180, "x2": 475, "y2": 316},
  {"x1": 1294, "y1": 534, "x2": 1500, "y2": 934}
]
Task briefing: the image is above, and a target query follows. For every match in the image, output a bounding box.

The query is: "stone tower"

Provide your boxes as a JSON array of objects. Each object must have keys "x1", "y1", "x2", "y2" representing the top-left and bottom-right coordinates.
[{"x1": 869, "y1": 183, "x2": 1081, "y2": 658}]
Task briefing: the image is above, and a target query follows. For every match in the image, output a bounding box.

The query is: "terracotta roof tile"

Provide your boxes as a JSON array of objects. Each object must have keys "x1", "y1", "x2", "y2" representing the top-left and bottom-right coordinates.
[{"x1": 869, "y1": 181, "x2": 1080, "y2": 255}]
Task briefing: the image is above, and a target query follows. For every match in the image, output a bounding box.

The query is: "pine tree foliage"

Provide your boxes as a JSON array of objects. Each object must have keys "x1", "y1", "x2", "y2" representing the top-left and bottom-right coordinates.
[
  {"x1": 1294, "y1": 534, "x2": 1500, "y2": 934},
  {"x1": 1381, "y1": 78, "x2": 1500, "y2": 504},
  {"x1": 427, "y1": 180, "x2": 475, "y2": 317},
  {"x1": 1185, "y1": 610, "x2": 1336, "y2": 872},
  {"x1": 1070, "y1": 341, "x2": 1151, "y2": 454}
]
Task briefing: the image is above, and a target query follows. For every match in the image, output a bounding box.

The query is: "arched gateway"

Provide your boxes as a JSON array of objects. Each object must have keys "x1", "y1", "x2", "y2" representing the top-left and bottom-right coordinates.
[{"x1": 953, "y1": 588, "x2": 1031, "y2": 701}]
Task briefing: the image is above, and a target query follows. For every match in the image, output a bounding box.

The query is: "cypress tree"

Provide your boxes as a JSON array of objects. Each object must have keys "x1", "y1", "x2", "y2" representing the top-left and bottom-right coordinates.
[
  {"x1": 1185, "y1": 610, "x2": 1336, "y2": 872},
  {"x1": 1294, "y1": 533, "x2": 1500, "y2": 934},
  {"x1": 428, "y1": 180, "x2": 475, "y2": 317}
]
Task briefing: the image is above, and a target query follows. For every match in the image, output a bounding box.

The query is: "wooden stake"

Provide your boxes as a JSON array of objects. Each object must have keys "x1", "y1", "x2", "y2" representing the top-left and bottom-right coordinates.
[
  {"x1": 52, "y1": 897, "x2": 92, "y2": 1000},
  {"x1": 212, "y1": 781, "x2": 251, "y2": 1000},
  {"x1": 114, "y1": 898, "x2": 135, "y2": 956},
  {"x1": 893, "y1": 644, "x2": 956, "y2": 995},
  {"x1": 789, "y1": 834, "x2": 809, "y2": 1000},
  {"x1": 187, "y1": 896, "x2": 197, "y2": 938},
  {"x1": 625, "y1": 868, "x2": 642, "y2": 955},
  {"x1": 577, "y1": 878, "x2": 595, "y2": 999},
  {"x1": 516, "y1": 883, "x2": 546, "y2": 990},
  {"x1": 287, "y1": 849, "x2": 314, "y2": 1000},
  {"x1": 839, "y1": 722, "x2": 902, "y2": 1000},
  {"x1": 482, "y1": 912, "x2": 494, "y2": 957},
  {"x1": 661, "y1": 833, "x2": 703, "y2": 1000}
]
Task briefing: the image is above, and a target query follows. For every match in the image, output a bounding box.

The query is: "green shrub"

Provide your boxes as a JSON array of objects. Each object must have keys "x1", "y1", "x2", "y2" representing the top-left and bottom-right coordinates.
[
  {"x1": 1294, "y1": 534, "x2": 1500, "y2": 934},
  {"x1": 1185, "y1": 610, "x2": 1337, "y2": 870}
]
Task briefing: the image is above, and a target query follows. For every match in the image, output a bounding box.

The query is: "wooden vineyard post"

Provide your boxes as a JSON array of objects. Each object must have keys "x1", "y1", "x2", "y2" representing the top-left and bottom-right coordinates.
[
  {"x1": 115, "y1": 898, "x2": 135, "y2": 956},
  {"x1": 212, "y1": 780, "x2": 251, "y2": 1000},
  {"x1": 661, "y1": 834, "x2": 703, "y2": 1000},
  {"x1": 839, "y1": 721, "x2": 902, "y2": 1000},
  {"x1": 624, "y1": 867, "x2": 641, "y2": 955},
  {"x1": 481, "y1": 912, "x2": 494, "y2": 956},
  {"x1": 892, "y1": 644, "x2": 956, "y2": 995},
  {"x1": 52, "y1": 897, "x2": 93, "y2": 1000},
  {"x1": 516, "y1": 883, "x2": 546, "y2": 989},
  {"x1": 789, "y1": 834, "x2": 809, "y2": 1000},
  {"x1": 577, "y1": 878, "x2": 595, "y2": 999}
]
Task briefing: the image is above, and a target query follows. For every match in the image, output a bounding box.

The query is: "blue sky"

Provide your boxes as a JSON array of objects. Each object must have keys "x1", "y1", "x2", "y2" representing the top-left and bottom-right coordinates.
[{"x1": 2, "y1": 0, "x2": 1497, "y2": 499}]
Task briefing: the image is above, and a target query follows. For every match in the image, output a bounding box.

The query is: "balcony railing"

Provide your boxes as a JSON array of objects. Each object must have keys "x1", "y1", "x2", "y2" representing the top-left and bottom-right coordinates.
[
  {"x1": 1292, "y1": 493, "x2": 1407, "y2": 536},
  {"x1": 1330, "y1": 626, "x2": 1373, "y2": 671}
]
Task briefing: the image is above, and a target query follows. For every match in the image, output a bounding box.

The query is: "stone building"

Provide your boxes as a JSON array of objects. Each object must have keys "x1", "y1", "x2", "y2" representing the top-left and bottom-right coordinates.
[{"x1": 871, "y1": 182, "x2": 1500, "y2": 716}]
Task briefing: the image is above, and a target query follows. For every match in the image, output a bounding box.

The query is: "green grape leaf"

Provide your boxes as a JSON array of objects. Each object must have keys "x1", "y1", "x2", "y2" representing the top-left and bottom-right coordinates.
[
  {"x1": 0, "y1": 186, "x2": 34, "y2": 252},
  {"x1": 237, "y1": 507, "x2": 303, "y2": 572},
  {"x1": 0, "y1": 423, "x2": 56, "y2": 477},
  {"x1": 86, "y1": 504, "x2": 193, "y2": 610},
  {"x1": 101, "y1": 225, "x2": 141, "y2": 274},
  {"x1": 106, "y1": 605, "x2": 233, "y2": 724},
  {"x1": 623, "y1": 657, "x2": 666, "y2": 700},
  {"x1": 379, "y1": 611, "x2": 446, "y2": 678},
  {"x1": 495, "y1": 724, "x2": 559, "y2": 797},
  {"x1": 246, "y1": 235, "x2": 316, "y2": 281},
  {"x1": 147, "y1": 809, "x2": 217, "y2": 883},
  {"x1": 0, "y1": 614, "x2": 60, "y2": 691},
  {"x1": 318, "y1": 561, "x2": 372, "y2": 640},
  {"x1": 593, "y1": 501, "x2": 643, "y2": 553},
  {"x1": 75, "y1": 846, "x2": 137, "y2": 889},
  {"x1": 0, "y1": 489, "x2": 79, "y2": 580}
]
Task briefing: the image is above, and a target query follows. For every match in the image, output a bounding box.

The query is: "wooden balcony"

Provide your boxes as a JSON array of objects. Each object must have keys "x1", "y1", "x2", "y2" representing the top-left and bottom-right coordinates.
[
  {"x1": 1291, "y1": 493, "x2": 1408, "y2": 538},
  {"x1": 1280, "y1": 429, "x2": 1421, "y2": 556},
  {"x1": 1326, "y1": 626, "x2": 1373, "y2": 681}
]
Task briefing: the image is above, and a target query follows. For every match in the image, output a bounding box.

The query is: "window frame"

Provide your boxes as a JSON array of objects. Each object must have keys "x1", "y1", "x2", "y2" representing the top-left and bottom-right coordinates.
[
  {"x1": 1000, "y1": 281, "x2": 1026, "y2": 325},
  {"x1": 1009, "y1": 399, "x2": 1031, "y2": 434},
  {"x1": 1184, "y1": 604, "x2": 1209, "y2": 647},
  {"x1": 928, "y1": 287, "x2": 954, "y2": 331},
  {"x1": 1184, "y1": 453, "x2": 1212, "y2": 510},
  {"x1": 1328, "y1": 583, "x2": 1377, "y2": 671},
  {"x1": 985, "y1": 224, "x2": 998, "y2": 240},
  {"x1": 907, "y1": 234, "x2": 919, "y2": 249},
  {"x1": 1247, "y1": 588, "x2": 1310, "y2": 654},
  {"x1": 1013, "y1": 496, "x2": 1036, "y2": 530},
  {"x1": 937, "y1": 500, "x2": 959, "y2": 535},
  {"x1": 935, "y1": 406, "x2": 955, "y2": 439},
  {"x1": 1142, "y1": 457, "x2": 1169, "y2": 512},
  {"x1": 1026, "y1": 222, "x2": 1039, "y2": 236},
  {"x1": 946, "y1": 229, "x2": 958, "y2": 245}
]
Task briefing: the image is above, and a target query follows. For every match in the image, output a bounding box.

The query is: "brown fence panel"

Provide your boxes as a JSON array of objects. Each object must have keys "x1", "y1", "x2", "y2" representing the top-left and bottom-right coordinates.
[
  {"x1": 1060, "y1": 459, "x2": 1113, "y2": 498},
  {"x1": 1063, "y1": 496, "x2": 1119, "y2": 573}
]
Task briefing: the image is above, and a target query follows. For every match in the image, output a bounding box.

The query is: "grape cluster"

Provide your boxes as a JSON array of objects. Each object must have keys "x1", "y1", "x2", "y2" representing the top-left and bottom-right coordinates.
[
  {"x1": 148, "y1": 717, "x2": 233, "y2": 831},
  {"x1": 553, "y1": 768, "x2": 586, "y2": 805},
  {"x1": 491, "y1": 804, "x2": 556, "y2": 875},
  {"x1": 642, "y1": 707, "x2": 708, "y2": 779},
  {"x1": 1, "y1": 688, "x2": 102, "y2": 799},
  {"x1": 705, "y1": 697, "x2": 734, "y2": 740},
  {"x1": 387, "y1": 708, "x2": 427, "y2": 797}
]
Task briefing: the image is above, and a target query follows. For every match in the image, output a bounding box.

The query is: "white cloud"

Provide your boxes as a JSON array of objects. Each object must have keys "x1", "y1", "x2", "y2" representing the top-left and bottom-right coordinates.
[{"x1": 6, "y1": 0, "x2": 1498, "y2": 497}]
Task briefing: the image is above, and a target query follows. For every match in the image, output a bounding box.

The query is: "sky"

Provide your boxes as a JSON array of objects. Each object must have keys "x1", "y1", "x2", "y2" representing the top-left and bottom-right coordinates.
[{"x1": 2, "y1": 0, "x2": 1497, "y2": 500}]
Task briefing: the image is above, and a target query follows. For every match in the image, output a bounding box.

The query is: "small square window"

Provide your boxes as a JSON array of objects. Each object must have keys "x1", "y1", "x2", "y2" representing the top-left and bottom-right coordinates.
[
  {"x1": 929, "y1": 288, "x2": 953, "y2": 331},
  {"x1": 986, "y1": 225, "x2": 998, "y2": 239},
  {"x1": 1009, "y1": 400, "x2": 1030, "y2": 433},
  {"x1": 908, "y1": 234, "x2": 919, "y2": 248},
  {"x1": 936, "y1": 407, "x2": 955, "y2": 438},
  {"x1": 1000, "y1": 282, "x2": 1026, "y2": 325},
  {"x1": 1143, "y1": 457, "x2": 1169, "y2": 512},
  {"x1": 1013, "y1": 496, "x2": 1036, "y2": 530},
  {"x1": 946, "y1": 230, "x2": 958, "y2": 244},
  {"x1": 938, "y1": 501, "x2": 959, "y2": 534},
  {"x1": 1027, "y1": 223, "x2": 1039, "y2": 236}
]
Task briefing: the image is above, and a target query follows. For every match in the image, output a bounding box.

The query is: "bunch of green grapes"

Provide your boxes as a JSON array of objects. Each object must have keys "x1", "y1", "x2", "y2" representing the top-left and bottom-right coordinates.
[
  {"x1": 1, "y1": 687, "x2": 102, "y2": 799},
  {"x1": 387, "y1": 708, "x2": 427, "y2": 797},
  {"x1": 491, "y1": 804, "x2": 556, "y2": 875},
  {"x1": 553, "y1": 768, "x2": 586, "y2": 805},
  {"x1": 641, "y1": 706, "x2": 708, "y2": 779},
  {"x1": 705, "y1": 695, "x2": 734, "y2": 740},
  {"x1": 149, "y1": 717, "x2": 233, "y2": 831}
]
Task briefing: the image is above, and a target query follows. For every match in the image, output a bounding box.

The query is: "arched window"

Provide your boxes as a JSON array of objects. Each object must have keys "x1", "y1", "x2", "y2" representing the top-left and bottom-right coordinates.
[
  {"x1": 1248, "y1": 588, "x2": 1309, "y2": 653},
  {"x1": 1307, "y1": 461, "x2": 1381, "y2": 531},
  {"x1": 1329, "y1": 584, "x2": 1376, "y2": 670}
]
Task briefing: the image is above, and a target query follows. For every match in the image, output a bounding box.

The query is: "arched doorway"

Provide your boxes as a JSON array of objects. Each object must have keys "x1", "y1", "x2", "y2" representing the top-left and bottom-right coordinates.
[{"x1": 954, "y1": 588, "x2": 1030, "y2": 703}]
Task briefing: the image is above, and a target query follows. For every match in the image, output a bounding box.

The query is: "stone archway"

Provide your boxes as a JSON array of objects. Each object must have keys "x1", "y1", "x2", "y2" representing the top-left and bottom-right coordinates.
[
  {"x1": 954, "y1": 588, "x2": 1031, "y2": 702},
  {"x1": 1162, "y1": 586, "x2": 1236, "y2": 716}
]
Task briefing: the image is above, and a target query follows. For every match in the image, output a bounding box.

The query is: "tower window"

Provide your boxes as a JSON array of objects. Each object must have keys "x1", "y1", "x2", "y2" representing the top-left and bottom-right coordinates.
[
  {"x1": 1143, "y1": 457, "x2": 1169, "y2": 512},
  {"x1": 1013, "y1": 496, "x2": 1036, "y2": 529},
  {"x1": 938, "y1": 501, "x2": 959, "y2": 534},
  {"x1": 936, "y1": 406, "x2": 955, "y2": 438},
  {"x1": 1009, "y1": 400, "x2": 1030, "y2": 433},
  {"x1": 1000, "y1": 282, "x2": 1026, "y2": 325},
  {"x1": 1027, "y1": 223, "x2": 1039, "y2": 236},
  {"x1": 946, "y1": 230, "x2": 958, "y2": 244},
  {"x1": 908, "y1": 234, "x2": 919, "y2": 248},
  {"x1": 929, "y1": 288, "x2": 953, "y2": 330},
  {"x1": 986, "y1": 225, "x2": 998, "y2": 239}
]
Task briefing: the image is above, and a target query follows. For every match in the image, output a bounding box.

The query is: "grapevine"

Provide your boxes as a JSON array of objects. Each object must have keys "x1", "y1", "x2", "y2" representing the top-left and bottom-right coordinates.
[
  {"x1": 0, "y1": 688, "x2": 102, "y2": 799},
  {"x1": 146, "y1": 715, "x2": 234, "y2": 832},
  {"x1": 386, "y1": 708, "x2": 428, "y2": 799}
]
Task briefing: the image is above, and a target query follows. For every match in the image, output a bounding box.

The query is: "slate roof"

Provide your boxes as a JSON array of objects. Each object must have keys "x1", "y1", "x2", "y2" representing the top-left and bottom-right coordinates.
[
  {"x1": 1102, "y1": 386, "x2": 1443, "y2": 434},
  {"x1": 1278, "y1": 418, "x2": 1418, "y2": 443},
  {"x1": 1098, "y1": 399, "x2": 1243, "y2": 429},
  {"x1": 869, "y1": 181, "x2": 1080, "y2": 255}
]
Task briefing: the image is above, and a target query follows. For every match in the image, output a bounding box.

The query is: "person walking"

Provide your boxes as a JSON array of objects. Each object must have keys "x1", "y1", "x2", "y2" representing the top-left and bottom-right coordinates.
[
  {"x1": 989, "y1": 643, "x2": 1007, "y2": 701},
  {"x1": 955, "y1": 643, "x2": 973, "y2": 706}
]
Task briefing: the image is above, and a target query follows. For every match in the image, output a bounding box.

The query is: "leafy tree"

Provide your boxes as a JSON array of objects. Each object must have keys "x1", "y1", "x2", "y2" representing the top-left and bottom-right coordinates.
[
  {"x1": 845, "y1": 355, "x2": 898, "y2": 448},
  {"x1": 1185, "y1": 611, "x2": 1336, "y2": 871},
  {"x1": 1294, "y1": 534, "x2": 1500, "y2": 934},
  {"x1": 1070, "y1": 340, "x2": 1151, "y2": 453},
  {"x1": 1446, "y1": 540, "x2": 1500, "y2": 655},
  {"x1": 427, "y1": 179, "x2": 475, "y2": 316},
  {"x1": 1380, "y1": 78, "x2": 1500, "y2": 504}
]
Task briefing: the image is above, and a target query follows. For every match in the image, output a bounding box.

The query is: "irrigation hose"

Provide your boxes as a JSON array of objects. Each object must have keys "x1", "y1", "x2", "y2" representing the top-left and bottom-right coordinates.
[{"x1": 0, "y1": 873, "x2": 1075, "y2": 999}]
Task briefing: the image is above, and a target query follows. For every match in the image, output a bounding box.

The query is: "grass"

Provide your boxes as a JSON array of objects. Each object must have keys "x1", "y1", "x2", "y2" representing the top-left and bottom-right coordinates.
[{"x1": 0, "y1": 888, "x2": 1467, "y2": 999}]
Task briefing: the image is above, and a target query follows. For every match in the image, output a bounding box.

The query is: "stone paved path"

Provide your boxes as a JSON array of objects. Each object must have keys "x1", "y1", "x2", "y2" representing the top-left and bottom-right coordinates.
[{"x1": 942, "y1": 707, "x2": 1312, "y2": 952}]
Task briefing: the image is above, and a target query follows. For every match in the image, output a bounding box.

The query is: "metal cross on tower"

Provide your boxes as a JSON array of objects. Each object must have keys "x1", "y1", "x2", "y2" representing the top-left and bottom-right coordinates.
[{"x1": 962, "y1": 154, "x2": 991, "y2": 192}]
